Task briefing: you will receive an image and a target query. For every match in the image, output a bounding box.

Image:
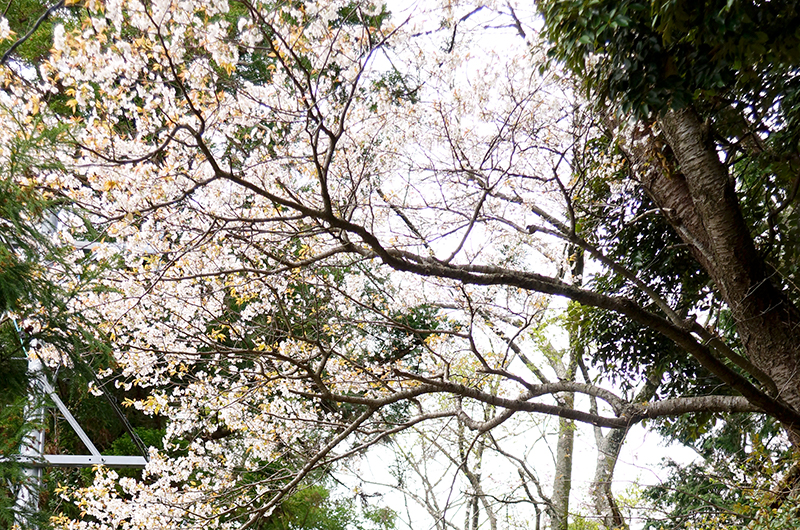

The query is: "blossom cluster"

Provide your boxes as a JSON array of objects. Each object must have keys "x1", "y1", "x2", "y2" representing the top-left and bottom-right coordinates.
[{"x1": 1, "y1": 0, "x2": 590, "y2": 527}]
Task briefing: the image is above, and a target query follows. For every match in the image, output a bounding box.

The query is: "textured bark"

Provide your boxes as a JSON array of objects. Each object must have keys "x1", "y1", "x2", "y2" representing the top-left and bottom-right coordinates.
[
  {"x1": 602, "y1": 106, "x2": 800, "y2": 437},
  {"x1": 590, "y1": 372, "x2": 660, "y2": 530},
  {"x1": 654, "y1": 109, "x2": 800, "y2": 428},
  {"x1": 591, "y1": 428, "x2": 627, "y2": 530},
  {"x1": 639, "y1": 395, "x2": 763, "y2": 418}
]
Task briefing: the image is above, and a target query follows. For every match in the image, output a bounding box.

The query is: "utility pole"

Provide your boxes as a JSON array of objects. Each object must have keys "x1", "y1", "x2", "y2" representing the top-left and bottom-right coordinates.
[{"x1": 14, "y1": 355, "x2": 46, "y2": 528}]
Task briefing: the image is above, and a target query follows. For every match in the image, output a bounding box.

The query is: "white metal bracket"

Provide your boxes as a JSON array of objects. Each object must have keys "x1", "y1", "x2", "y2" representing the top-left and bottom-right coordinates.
[
  {"x1": 25, "y1": 361, "x2": 148, "y2": 469},
  {"x1": 3, "y1": 315, "x2": 148, "y2": 528}
]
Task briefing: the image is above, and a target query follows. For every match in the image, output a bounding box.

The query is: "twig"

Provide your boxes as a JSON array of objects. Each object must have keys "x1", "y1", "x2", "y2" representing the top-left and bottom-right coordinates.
[{"x1": 0, "y1": 0, "x2": 65, "y2": 66}]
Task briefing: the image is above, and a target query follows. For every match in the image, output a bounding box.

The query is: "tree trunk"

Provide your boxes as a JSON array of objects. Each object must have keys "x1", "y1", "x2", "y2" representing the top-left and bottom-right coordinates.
[
  {"x1": 550, "y1": 401, "x2": 574, "y2": 530},
  {"x1": 656, "y1": 109, "x2": 800, "y2": 416},
  {"x1": 589, "y1": 370, "x2": 660, "y2": 529},
  {"x1": 591, "y1": 427, "x2": 627, "y2": 530},
  {"x1": 617, "y1": 106, "x2": 800, "y2": 438},
  {"x1": 548, "y1": 301, "x2": 581, "y2": 530}
]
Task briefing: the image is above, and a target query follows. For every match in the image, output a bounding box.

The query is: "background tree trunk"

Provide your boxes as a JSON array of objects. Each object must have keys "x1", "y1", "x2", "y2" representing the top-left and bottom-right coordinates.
[
  {"x1": 550, "y1": 399, "x2": 574, "y2": 530},
  {"x1": 590, "y1": 428, "x2": 627, "y2": 530}
]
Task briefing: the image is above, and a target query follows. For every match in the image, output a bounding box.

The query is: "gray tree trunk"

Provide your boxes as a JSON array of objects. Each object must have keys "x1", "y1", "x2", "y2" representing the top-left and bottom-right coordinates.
[
  {"x1": 550, "y1": 399, "x2": 575, "y2": 530},
  {"x1": 590, "y1": 427, "x2": 627, "y2": 529}
]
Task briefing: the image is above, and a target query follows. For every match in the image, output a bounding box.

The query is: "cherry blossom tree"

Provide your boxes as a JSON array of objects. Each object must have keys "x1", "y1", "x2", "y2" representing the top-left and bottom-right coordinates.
[{"x1": 2, "y1": 0, "x2": 799, "y2": 528}]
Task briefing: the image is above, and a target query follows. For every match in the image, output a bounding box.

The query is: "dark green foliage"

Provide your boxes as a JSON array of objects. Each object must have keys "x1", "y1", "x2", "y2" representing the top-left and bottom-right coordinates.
[
  {"x1": 0, "y1": 398, "x2": 29, "y2": 525},
  {"x1": 643, "y1": 415, "x2": 794, "y2": 529},
  {"x1": 333, "y1": 1, "x2": 390, "y2": 29},
  {"x1": 0, "y1": 320, "x2": 30, "y2": 396},
  {"x1": 107, "y1": 428, "x2": 163, "y2": 457},
  {"x1": 0, "y1": 172, "x2": 50, "y2": 316},
  {"x1": 571, "y1": 304, "x2": 723, "y2": 398},
  {"x1": 370, "y1": 69, "x2": 420, "y2": 105},
  {"x1": 0, "y1": 0, "x2": 60, "y2": 65},
  {"x1": 542, "y1": 1, "x2": 800, "y2": 308},
  {"x1": 0, "y1": 115, "x2": 72, "y2": 396},
  {"x1": 541, "y1": 0, "x2": 800, "y2": 119},
  {"x1": 732, "y1": 137, "x2": 800, "y2": 310},
  {"x1": 364, "y1": 304, "x2": 441, "y2": 368},
  {"x1": 569, "y1": 134, "x2": 719, "y2": 396},
  {"x1": 0, "y1": 245, "x2": 33, "y2": 315}
]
